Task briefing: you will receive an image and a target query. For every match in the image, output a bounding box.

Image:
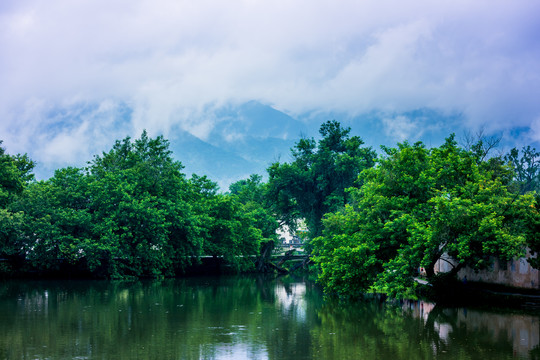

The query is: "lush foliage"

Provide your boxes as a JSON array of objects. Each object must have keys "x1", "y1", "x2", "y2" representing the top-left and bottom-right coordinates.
[
  {"x1": 2, "y1": 123, "x2": 539, "y2": 292},
  {"x1": 267, "y1": 120, "x2": 376, "y2": 238},
  {"x1": 505, "y1": 145, "x2": 540, "y2": 194},
  {"x1": 312, "y1": 136, "x2": 540, "y2": 298},
  {"x1": 0, "y1": 141, "x2": 35, "y2": 271},
  {"x1": 1, "y1": 133, "x2": 271, "y2": 278},
  {"x1": 228, "y1": 174, "x2": 279, "y2": 243},
  {"x1": 0, "y1": 141, "x2": 35, "y2": 207}
]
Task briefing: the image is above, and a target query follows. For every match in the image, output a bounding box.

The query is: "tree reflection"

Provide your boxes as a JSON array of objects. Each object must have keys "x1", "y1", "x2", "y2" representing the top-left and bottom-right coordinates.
[{"x1": 0, "y1": 278, "x2": 537, "y2": 359}]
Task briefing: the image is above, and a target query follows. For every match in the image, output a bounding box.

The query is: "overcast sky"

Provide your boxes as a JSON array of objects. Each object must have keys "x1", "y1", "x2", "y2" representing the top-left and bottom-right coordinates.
[{"x1": 1, "y1": 0, "x2": 540, "y2": 173}]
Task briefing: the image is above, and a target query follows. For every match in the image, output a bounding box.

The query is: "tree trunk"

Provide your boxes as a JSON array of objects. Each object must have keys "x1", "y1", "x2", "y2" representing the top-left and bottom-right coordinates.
[
  {"x1": 289, "y1": 256, "x2": 311, "y2": 272},
  {"x1": 425, "y1": 260, "x2": 436, "y2": 279},
  {"x1": 426, "y1": 256, "x2": 465, "y2": 280},
  {"x1": 276, "y1": 249, "x2": 295, "y2": 267},
  {"x1": 268, "y1": 261, "x2": 289, "y2": 274},
  {"x1": 256, "y1": 241, "x2": 275, "y2": 272}
]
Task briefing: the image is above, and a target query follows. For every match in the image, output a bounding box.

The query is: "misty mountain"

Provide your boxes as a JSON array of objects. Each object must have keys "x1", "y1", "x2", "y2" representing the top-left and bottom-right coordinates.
[
  {"x1": 26, "y1": 100, "x2": 467, "y2": 191},
  {"x1": 168, "y1": 101, "x2": 310, "y2": 190}
]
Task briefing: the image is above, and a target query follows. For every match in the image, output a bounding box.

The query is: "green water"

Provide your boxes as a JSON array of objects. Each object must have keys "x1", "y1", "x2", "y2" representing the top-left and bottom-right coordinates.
[{"x1": 0, "y1": 276, "x2": 538, "y2": 359}]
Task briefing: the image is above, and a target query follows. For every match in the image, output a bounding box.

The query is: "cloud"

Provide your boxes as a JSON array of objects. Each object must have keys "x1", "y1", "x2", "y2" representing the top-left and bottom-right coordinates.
[
  {"x1": 528, "y1": 116, "x2": 540, "y2": 144},
  {"x1": 382, "y1": 115, "x2": 421, "y2": 142},
  {"x1": 0, "y1": 98, "x2": 132, "y2": 174},
  {"x1": 1, "y1": 0, "x2": 540, "y2": 174}
]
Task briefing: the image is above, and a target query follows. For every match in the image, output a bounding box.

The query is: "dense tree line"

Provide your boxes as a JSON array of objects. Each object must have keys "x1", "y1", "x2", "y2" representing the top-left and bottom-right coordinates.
[
  {"x1": 1, "y1": 121, "x2": 539, "y2": 299},
  {"x1": 0, "y1": 132, "x2": 277, "y2": 278}
]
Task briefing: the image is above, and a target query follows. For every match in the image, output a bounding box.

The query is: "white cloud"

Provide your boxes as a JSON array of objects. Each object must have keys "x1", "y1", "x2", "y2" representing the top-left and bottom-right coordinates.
[
  {"x1": 382, "y1": 115, "x2": 421, "y2": 142},
  {"x1": 1, "y1": 0, "x2": 540, "y2": 174},
  {"x1": 43, "y1": 121, "x2": 91, "y2": 163},
  {"x1": 528, "y1": 116, "x2": 540, "y2": 144}
]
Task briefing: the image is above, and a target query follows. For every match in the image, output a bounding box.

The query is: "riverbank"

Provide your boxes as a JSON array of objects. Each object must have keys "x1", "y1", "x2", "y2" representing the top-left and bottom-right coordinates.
[
  {"x1": 417, "y1": 277, "x2": 540, "y2": 311},
  {"x1": 4, "y1": 257, "x2": 540, "y2": 312}
]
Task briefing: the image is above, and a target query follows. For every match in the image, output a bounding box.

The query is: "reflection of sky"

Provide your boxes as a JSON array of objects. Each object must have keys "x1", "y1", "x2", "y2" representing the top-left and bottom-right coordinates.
[
  {"x1": 402, "y1": 300, "x2": 453, "y2": 344},
  {"x1": 455, "y1": 308, "x2": 540, "y2": 358},
  {"x1": 275, "y1": 282, "x2": 307, "y2": 322},
  {"x1": 4, "y1": 279, "x2": 539, "y2": 359},
  {"x1": 17, "y1": 289, "x2": 49, "y2": 317},
  {"x1": 402, "y1": 299, "x2": 435, "y2": 323},
  {"x1": 210, "y1": 343, "x2": 268, "y2": 360},
  {"x1": 402, "y1": 299, "x2": 540, "y2": 356}
]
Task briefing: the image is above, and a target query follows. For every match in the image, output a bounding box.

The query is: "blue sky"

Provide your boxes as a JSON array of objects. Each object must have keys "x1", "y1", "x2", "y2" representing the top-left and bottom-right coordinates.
[{"x1": 1, "y1": 0, "x2": 540, "y2": 179}]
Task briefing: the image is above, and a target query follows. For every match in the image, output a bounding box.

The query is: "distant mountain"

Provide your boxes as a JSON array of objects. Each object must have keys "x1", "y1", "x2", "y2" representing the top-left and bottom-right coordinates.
[
  {"x1": 208, "y1": 101, "x2": 311, "y2": 165},
  {"x1": 211, "y1": 100, "x2": 309, "y2": 140},
  {"x1": 169, "y1": 103, "x2": 460, "y2": 190},
  {"x1": 26, "y1": 99, "x2": 466, "y2": 191},
  {"x1": 166, "y1": 128, "x2": 254, "y2": 190},
  {"x1": 167, "y1": 101, "x2": 311, "y2": 190}
]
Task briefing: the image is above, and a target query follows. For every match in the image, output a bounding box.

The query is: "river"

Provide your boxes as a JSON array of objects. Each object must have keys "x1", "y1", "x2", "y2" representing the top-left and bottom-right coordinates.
[{"x1": 0, "y1": 275, "x2": 538, "y2": 359}]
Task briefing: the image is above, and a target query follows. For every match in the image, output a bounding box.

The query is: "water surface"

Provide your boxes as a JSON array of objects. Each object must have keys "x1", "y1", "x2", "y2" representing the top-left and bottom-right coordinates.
[{"x1": 0, "y1": 276, "x2": 538, "y2": 359}]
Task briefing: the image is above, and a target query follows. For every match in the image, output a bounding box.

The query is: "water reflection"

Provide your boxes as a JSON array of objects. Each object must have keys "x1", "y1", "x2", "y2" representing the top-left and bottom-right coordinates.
[
  {"x1": 0, "y1": 277, "x2": 538, "y2": 359},
  {"x1": 401, "y1": 299, "x2": 539, "y2": 358}
]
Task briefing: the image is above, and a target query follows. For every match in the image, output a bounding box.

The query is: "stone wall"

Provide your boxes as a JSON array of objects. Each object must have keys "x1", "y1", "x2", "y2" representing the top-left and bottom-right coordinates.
[
  {"x1": 457, "y1": 256, "x2": 539, "y2": 290},
  {"x1": 434, "y1": 250, "x2": 539, "y2": 290}
]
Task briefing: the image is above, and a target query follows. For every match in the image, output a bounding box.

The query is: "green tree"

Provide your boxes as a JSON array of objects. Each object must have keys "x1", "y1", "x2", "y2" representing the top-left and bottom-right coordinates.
[
  {"x1": 0, "y1": 141, "x2": 34, "y2": 271},
  {"x1": 11, "y1": 132, "x2": 205, "y2": 278},
  {"x1": 10, "y1": 168, "x2": 93, "y2": 271},
  {"x1": 85, "y1": 131, "x2": 202, "y2": 277},
  {"x1": 229, "y1": 174, "x2": 265, "y2": 203},
  {"x1": 523, "y1": 193, "x2": 540, "y2": 268},
  {"x1": 505, "y1": 146, "x2": 540, "y2": 194},
  {"x1": 5, "y1": 132, "x2": 277, "y2": 278},
  {"x1": 0, "y1": 141, "x2": 35, "y2": 207},
  {"x1": 267, "y1": 120, "x2": 376, "y2": 239},
  {"x1": 0, "y1": 208, "x2": 25, "y2": 273},
  {"x1": 229, "y1": 174, "x2": 279, "y2": 241},
  {"x1": 187, "y1": 174, "x2": 270, "y2": 272},
  {"x1": 313, "y1": 136, "x2": 538, "y2": 298}
]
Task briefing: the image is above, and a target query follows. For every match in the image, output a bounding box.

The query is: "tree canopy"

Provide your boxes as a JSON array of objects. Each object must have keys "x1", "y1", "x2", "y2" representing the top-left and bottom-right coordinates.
[
  {"x1": 312, "y1": 135, "x2": 540, "y2": 298},
  {"x1": 0, "y1": 141, "x2": 35, "y2": 270},
  {"x1": 267, "y1": 120, "x2": 376, "y2": 238},
  {"x1": 1, "y1": 132, "x2": 272, "y2": 278},
  {"x1": 505, "y1": 145, "x2": 540, "y2": 194},
  {"x1": 0, "y1": 141, "x2": 34, "y2": 207}
]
